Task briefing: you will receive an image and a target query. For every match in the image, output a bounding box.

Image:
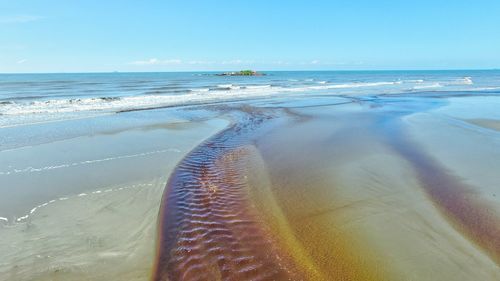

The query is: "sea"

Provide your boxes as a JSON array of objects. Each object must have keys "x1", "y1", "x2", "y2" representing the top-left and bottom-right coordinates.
[
  {"x1": 1, "y1": 70, "x2": 500, "y2": 280},
  {"x1": 1, "y1": 70, "x2": 499, "y2": 129}
]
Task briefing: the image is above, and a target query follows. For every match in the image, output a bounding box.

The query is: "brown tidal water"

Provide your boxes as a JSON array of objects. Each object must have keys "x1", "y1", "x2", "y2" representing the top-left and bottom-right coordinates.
[
  {"x1": 153, "y1": 109, "x2": 306, "y2": 280},
  {"x1": 384, "y1": 120, "x2": 500, "y2": 264},
  {"x1": 153, "y1": 99, "x2": 500, "y2": 281}
]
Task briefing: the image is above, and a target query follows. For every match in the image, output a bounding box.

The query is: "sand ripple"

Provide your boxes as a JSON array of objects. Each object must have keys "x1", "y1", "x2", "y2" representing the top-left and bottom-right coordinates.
[{"x1": 152, "y1": 112, "x2": 300, "y2": 281}]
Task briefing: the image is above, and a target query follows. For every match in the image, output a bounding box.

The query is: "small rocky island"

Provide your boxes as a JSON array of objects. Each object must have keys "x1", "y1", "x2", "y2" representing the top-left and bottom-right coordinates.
[{"x1": 216, "y1": 70, "x2": 265, "y2": 76}]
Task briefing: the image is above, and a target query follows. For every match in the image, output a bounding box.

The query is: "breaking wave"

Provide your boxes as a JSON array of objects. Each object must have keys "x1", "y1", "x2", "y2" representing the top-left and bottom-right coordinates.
[{"x1": 0, "y1": 77, "x2": 480, "y2": 127}]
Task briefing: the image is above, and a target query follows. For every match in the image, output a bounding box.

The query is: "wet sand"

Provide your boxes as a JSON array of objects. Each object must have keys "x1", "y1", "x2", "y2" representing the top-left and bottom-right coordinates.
[
  {"x1": 467, "y1": 118, "x2": 500, "y2": 132},
  {"x1": 0, "y1": 179, "x2": 166, "y2": 281},
  {"x1": 0, "y1": 114, "x2": 229, "y2": 281},
  {"x1": 2, "y1": 94, "x2": 500, "y2": 281},
  {"x1": 154, "y1": 96, "x2": 500, "y2": 280},
  {"x1": 153, "y1": 109, "x2": 312, "y2": 280}
]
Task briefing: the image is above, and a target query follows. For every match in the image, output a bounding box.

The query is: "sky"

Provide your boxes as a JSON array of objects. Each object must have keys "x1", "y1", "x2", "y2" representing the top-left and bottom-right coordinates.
[{"x1": 1, "y1": 0, "x2": 500, "y2": 73}]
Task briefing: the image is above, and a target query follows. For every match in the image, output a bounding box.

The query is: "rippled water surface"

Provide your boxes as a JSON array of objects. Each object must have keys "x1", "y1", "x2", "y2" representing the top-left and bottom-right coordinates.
[
  {"x1": 154, "y1": 95, "x2": 500, "y2": 280},
  {"x1": 1, "y1": 71, "x2": 500, "y2": 281}
]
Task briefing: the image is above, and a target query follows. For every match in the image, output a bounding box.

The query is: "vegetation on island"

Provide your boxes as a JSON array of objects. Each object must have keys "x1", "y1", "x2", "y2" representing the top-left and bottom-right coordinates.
[{"x1": 216, "y1": 70, "x2": 265, "y2": 76}]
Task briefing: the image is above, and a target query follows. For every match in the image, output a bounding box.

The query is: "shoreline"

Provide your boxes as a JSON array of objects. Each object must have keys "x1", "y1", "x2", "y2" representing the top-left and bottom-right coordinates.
[
  {"x1": 0, "y1": 115, "x2": 230, "y2": 281},
  {"x1": 152, "y1": 100, "x2": 500, "y2": 280},
  {"x1": 1, "y1": 89, "x2": 499, "y2": 280}
]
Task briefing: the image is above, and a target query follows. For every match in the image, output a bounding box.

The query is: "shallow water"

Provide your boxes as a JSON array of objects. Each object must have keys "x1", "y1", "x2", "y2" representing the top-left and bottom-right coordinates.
[
  {"x1": 1, "y1": 72, "x2": 500, "y2": 280},
  {"x1": 153, "y1": 94, "x2": 500, "y2": 280},
  {"x1": 0, "y1": 111, "x2": 229, "y2": 280},
  {"x1": 2, "y1": 70, "x2": 499, "y2": 128}
]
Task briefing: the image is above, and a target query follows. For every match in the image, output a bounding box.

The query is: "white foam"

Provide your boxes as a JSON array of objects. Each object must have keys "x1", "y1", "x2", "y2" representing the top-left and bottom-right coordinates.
[
  {"x1": 245, "y1": 85, "x2": 272, "y2": 89},
  {"x1": 0, "y1": 86, "x2": 281, "y2": 118},
  {"x1": 462, "y1": 77, "x2": 473, "y2": 85},
  {"x1": 0, "y1": 78, "x2": 479, "y2": 128},
  {"x1": 441, "y1": 77, "x2": 474, "y2": 87},
  {"x1": 0, "y1": 148, "x2": 181, "y2": 175},
  {"x1": 473, "y1": 86, "x2": 500, "y2": 91},
  {"x1": 191, "y1": 88, "x2": 209, "y2": 92},
  {"x1": 405, "y1": 79, "x2": 425, "y2": 83},
  {"x1": 4, "y1": 182, "x2": 153, "y2": 225},
  {"x1": 16, "y1": 215, "x2": 29, "y2": 222},
  {"x1": 308, "y1": 81, "x2": 400, "y2": 90},
  {"x1": 0, "y1": 81, "x2": 399, "y2": 120},
  {"x1": 413, "y1": 83, "x2": 443, "y2": 90}
]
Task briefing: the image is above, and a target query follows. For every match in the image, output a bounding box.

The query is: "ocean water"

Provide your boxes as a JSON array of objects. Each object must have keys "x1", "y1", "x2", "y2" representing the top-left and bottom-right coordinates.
[
  {"x1": 1, "y1": 70, "x2": 499, "y2": 128},
  {"x1": 1, "y1": 70, "x2": 500, "y2": 280}
]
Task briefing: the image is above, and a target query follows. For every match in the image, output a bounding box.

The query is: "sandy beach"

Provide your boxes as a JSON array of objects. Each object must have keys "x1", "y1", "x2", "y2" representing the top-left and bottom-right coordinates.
[
  {"x1": 0, "y1": 109, "x2": 229, "y2": 280},
  {"x1": 1, "y1": 73, "x2": 500, "y2": 281},
  {"x1": 151, "y1": 94, "x2": 500, "y2": 280},
  {"x1": 2, "y1": 0, "x2": 500, "y2": 278}
]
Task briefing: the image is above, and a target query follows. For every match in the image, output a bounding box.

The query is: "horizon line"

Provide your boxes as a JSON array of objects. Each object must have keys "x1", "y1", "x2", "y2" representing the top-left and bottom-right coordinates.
[{"x1": 1, "y1": 68, "x2": 499, "y2": 75}]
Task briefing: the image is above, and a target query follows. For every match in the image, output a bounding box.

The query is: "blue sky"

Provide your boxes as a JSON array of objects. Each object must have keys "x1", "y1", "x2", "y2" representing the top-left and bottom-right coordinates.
[{"x1": 1, "y1": 0, "x2": 499, "y2": 73}]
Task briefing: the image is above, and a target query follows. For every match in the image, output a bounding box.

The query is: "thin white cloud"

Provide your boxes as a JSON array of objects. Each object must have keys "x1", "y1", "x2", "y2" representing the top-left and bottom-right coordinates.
[
  {"x1": 128, "y1": 58, "x2": 356, "y2": 68},
  {"x1": 187, "y1": 60, "x2": 215, "y2": 65},
  {"x1": 295, "y1": 60, "x2": 363, "y2": 66},
  {"x1": 270, "y1": 61, "x2": 290, "y2": 65},
  {"x1": 130, "y1": 58, "x2": 257, "y2": 66},
  {"x1": 17, "y1": 59, "x2": 27, "y2": 64},
  {"x1": 129, "y1": 58, "x2": 182, "y2": 65},
  {"x1": 0, "y1": 15, "x2": 42, "y2": 24},
  {"x1": 221, "y1": 59, "x2": 255, "y2": 65}
]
